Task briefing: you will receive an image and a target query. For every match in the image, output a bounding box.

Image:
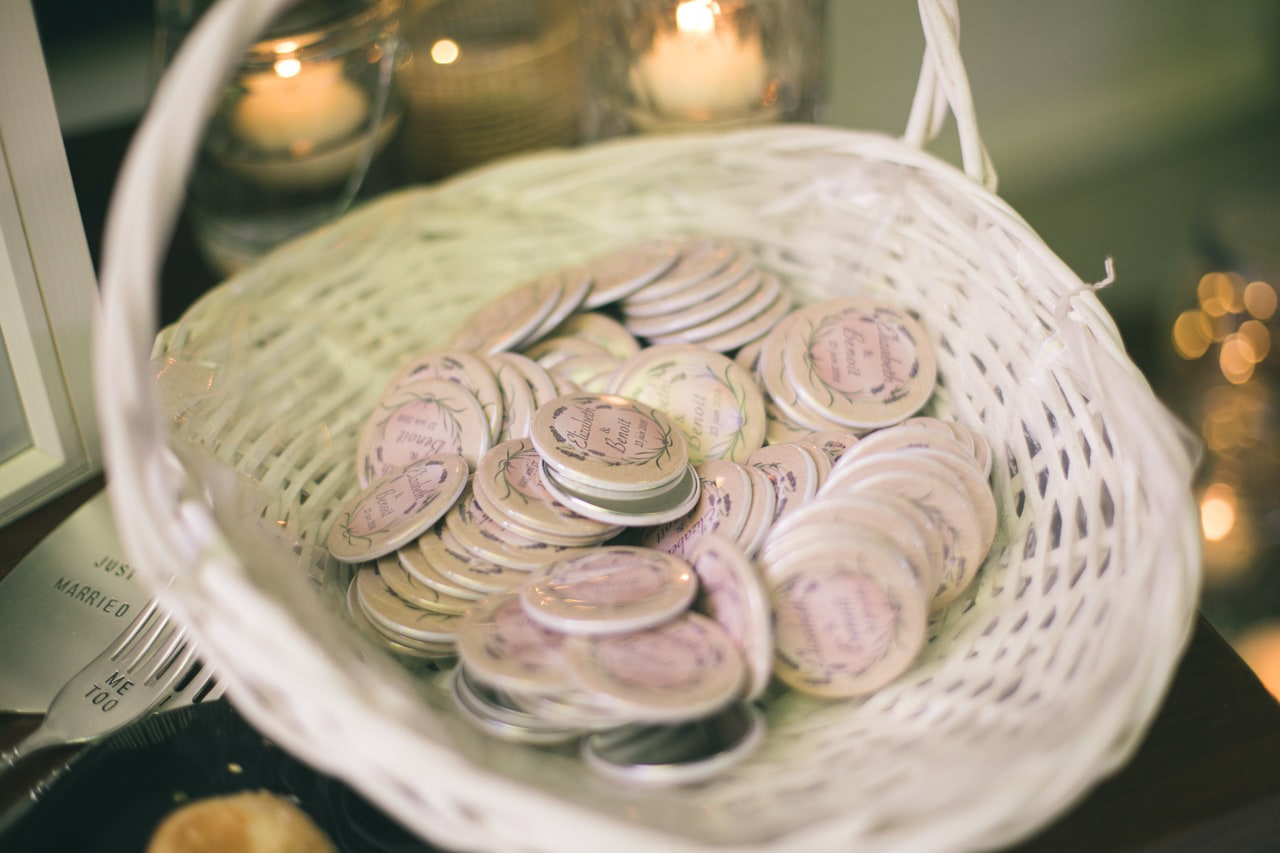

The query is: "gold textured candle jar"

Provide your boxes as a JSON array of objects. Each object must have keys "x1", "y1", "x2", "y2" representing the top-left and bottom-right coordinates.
[
  {"x1": 396, "y1": 0, "x2": 582, "y2": 181},
  {"x1": 582, "y1": 0, "x2": 825, "y2": 139}
]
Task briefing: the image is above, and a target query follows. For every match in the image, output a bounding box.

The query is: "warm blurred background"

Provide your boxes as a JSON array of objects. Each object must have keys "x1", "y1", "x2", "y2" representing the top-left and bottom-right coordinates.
[{"x1": 27, "y1": 0, "x2": 1280, "y2": 693}]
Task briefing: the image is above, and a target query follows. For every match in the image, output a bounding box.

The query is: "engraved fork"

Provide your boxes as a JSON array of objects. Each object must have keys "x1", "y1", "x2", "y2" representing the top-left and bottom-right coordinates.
[{"x1": 0, "y1": 598, "x2": 208, "y2": 772}]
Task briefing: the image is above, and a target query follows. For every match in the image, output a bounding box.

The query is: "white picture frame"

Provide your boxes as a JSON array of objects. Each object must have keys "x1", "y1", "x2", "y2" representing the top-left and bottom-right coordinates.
[{"x1": 0, "y1": 1, "x2": 102, "y2": 527}]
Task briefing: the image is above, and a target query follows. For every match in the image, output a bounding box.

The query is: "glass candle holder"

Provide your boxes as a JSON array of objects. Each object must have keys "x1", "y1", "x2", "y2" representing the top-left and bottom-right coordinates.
[
  {"x1": 581, "y1": 0, "x2": 825, "y2": 139},
  {"x1": 169, "y1": 0, "x2": 405, "y2": 275}
]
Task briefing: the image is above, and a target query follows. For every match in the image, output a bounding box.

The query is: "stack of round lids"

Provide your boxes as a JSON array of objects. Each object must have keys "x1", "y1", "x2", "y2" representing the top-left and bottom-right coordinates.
[
  {"x1": 742, "y1": 297, "x2": 938, "y2": 442},
  {"x1": 323, "y1": 453, "x2": 473, "y2": 659},
  {"x1": 639, "y1": 458, "x2": 775, "y2": 560},
  {"x1": 327, "y1": 235, "x2": 1009, "y2": 761},
  {"x1": 529, "y1": 393, "x2": 702, "y2": 528},
  {"x1": 448, "y1": 267, "x2": 594, "y2": 356},
  {"x1": 448, "y1": 237, "x2": 795, "y2": 360},
  {"x1": 754, "y1": 417, "x2": 997, "y2": 698},
  {"x1": 610, "y1": 237, "x2": 794, "y2": 353},
  {"x1": 442, "y1": 487, "x2": 586, "y2": 576},
  {"x1": 453, "y1": 538, "x2": 771, "y2": 785},
  {"x1": 357, "y1": 347, "x2": 575, "y2": 487},
  {"x1": 520, "y1": 312, "x2": 640, "y2": 394},
  {"x1": 346, "y1": 557, "x2": 469, "y2": 661},
  {"x1": 444, "y1": 247, "x2": 644, "y2": 392},
  {"x1": 473, "y1": 438, "x2": 623, "y2": 546},
  {"x1": 819, "y1": 416, "x2": 996, "y2": 610}
]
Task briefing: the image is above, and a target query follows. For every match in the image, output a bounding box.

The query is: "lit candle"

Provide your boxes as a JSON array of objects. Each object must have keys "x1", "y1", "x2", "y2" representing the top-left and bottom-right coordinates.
[
  {"x1": 230, "y1": 49, "x2": 371, "y2": 188},
  {"x1": 633, "y1": 0, "x2": 767, "y2": 122}
]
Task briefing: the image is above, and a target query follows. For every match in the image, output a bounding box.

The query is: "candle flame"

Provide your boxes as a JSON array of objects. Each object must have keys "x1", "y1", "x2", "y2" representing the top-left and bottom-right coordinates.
[
  {"x1": 676, "y1": 0, "x2": 719, "y2": 35},
  {"x1": 273, "y1": 57, "x2": 302, "y2": 79},
  {"x1": 431, "y1": 38, "x2": 460, "y2": 65}
]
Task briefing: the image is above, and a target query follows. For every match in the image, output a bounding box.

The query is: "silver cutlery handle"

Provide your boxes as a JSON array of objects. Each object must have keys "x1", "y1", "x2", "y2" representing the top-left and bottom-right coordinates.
[{"x1": 0, "y1": 726, "x2": 60, "y2": 778}]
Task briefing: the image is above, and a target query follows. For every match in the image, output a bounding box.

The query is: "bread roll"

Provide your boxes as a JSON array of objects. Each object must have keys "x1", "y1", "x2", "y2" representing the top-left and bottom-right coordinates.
[{"x1": 147, "y1": 790, "x2": 336, "y2": 853}]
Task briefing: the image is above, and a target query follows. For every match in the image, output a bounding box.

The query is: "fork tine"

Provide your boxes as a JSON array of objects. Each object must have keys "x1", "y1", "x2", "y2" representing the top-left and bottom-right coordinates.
[
  {"x1": 104, "y1": 598, "x2": 161, "y2": 661},
  {"x1": 135, "y1": 629, "x2": 191, "y2": 684},
  {"x1": 197, "y1": 679, "x2": 227, "y2": 704},
  {"x1": 165, "y1": 662, "x2": 222, "y2": 709},
  {"x1": 161, "y1": 643, "x2": 201, "y2": 687},
  {"x1": 117, "y1": 613, "x2": 174, "y2": 670},
  {"x1": 0, "y1": 602, "x2": 205, "y2": 774}
]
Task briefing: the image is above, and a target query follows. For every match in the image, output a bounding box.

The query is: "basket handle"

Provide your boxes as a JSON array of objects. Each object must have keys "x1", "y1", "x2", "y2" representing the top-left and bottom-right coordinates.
[
  {"x1": 95, "y1": 0, "x2": 298, "y2": 587},
  {"x1": 905, "y1": 0, "x2": 998, "y2": 191}
]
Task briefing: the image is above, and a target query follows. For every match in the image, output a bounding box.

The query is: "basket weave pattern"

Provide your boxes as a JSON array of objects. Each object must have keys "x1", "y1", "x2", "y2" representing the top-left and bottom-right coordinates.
[{"x1": 97, "y1": 1, "x2": 1201, "y2": 850}]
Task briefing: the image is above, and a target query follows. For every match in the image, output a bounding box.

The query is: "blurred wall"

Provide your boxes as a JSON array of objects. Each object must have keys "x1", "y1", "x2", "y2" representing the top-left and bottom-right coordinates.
[
  {"x1": 33, "y1": 0, "x2": 154, "y2": 135},
  {"x1": 828, "y1": 1, "x2": 1278, "y2": 191},
  {"x1": 825, "y1": 1, "x2": 1280, "y2": 327},
  {"x1": 35, "y1": 0, "x2": 1280, "y2": 327}
]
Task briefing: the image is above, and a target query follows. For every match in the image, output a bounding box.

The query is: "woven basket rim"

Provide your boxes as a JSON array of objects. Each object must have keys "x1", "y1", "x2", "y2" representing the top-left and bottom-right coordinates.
[
  {"x1": 125, "y1": 122, "x2": 1200, "y2": 852},
  {"x1": 94, "y1": 0, "x2": 1201, "y2": 848}
]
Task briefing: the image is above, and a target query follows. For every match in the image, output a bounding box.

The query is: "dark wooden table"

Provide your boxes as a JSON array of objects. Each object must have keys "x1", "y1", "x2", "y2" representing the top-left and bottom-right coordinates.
[
  {"x1": 3, "y1": 123, "x2": 1280, "y2": 851},
  {"x1": 3, "y1": 482, "x2": 1280, "y2": 851}
]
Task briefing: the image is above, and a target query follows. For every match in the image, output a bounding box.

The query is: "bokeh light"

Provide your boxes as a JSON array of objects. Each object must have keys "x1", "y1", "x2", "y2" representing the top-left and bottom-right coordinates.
[
  {"x1": 1220, "y1": 337, "x2": 1255, "y2": 384},
  {"x1": 1201, "y1": 384, "x2": 1270, "y2": 454},
  {"x1": 1197, "y1": 271, "x2": 1245, "y2": 314},
  {"x1": 1237, "y1": 320, "x2": 1271, "y2": 363},
  {"x1": 1200, "y1": 480, "x2": 1256, "y2": 582},
  {"x1": 1200, "y1": 482, "x2": 1237, "y2": 542},
  {"x1": 1172, "y1": 309, "x2": 1212, "y2": 358},
  {"x1": 1180, "y1": 266, "x2": 1280, "y2": 692},
  {"x1": 1244, "y1": 280, "x2": 1277, "y2": 320},
  {"x1": 1201, "y1": 296, "x2": 1227, "y2": 318},
  {"x1": 1236, "y1": 623, "x2": 1280, "y2": 701}
]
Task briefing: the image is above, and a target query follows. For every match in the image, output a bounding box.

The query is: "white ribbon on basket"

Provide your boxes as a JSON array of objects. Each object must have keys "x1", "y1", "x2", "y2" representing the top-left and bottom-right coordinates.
[{"x1": 97, "y1": 0, "x2": 297, "y2": 590}]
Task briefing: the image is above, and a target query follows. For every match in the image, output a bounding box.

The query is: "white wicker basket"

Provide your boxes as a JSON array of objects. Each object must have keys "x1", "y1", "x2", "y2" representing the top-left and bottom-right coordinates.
[{"x1": 95, "y1": 0, "x2": 1202, "y2": 850}]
